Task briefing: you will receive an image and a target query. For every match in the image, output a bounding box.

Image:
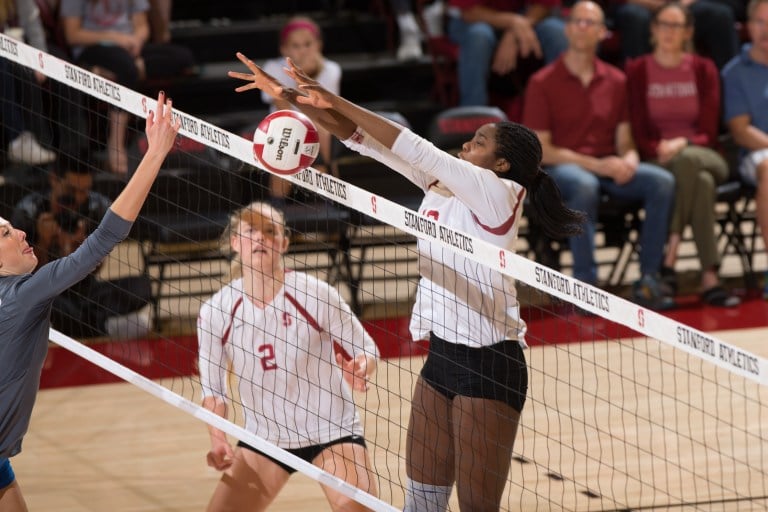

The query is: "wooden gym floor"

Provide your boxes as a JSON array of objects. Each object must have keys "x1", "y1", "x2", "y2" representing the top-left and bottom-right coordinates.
[{"x1": 12, "y1": 327, "x2": 768, "y2": 511}]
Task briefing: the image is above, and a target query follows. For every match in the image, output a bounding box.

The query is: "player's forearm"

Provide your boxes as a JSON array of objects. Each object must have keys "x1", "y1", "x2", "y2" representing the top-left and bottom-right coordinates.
[
  {"x1": 110, "y1": 149, "x2": 166, "y2": 221},
  {"x1": 280, "y1": 88, "x2": 356, "y2": 141},
  {"x1": 202, "y1": 396, "x2": 228, "y2": 440},
  {"x1": 329, "y1": 94, "x2": 402, "y2": 149}
]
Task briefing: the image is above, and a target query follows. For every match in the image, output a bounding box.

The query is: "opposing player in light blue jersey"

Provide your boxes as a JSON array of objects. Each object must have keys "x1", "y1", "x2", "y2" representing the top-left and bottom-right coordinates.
[
  {"x1": 0, "y1": 92, "x2": 180, "y2": 511},
  {"x1": 229, "y1": 53, "x2": 585, "y2": 512},
  {"x1": 198, "y1": 202, "x2": 379, "y2": 512}
]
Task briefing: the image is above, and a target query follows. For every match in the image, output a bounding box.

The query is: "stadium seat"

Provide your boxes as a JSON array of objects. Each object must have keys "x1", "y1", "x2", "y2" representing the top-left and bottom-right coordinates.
[
  {"x1": 136, "y1": 166, "x2": 236, "y2": 321},
  {"x1": 714, "y1": 133, "x2": 760, "y2": 289},
  {"x1": 426, "y1": 105, "x2": 508, "y2": 153}
]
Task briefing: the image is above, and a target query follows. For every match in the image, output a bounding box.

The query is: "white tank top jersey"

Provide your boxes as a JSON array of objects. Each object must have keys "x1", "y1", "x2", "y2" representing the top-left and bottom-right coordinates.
[
  {"x1": 197, "y1": 271, "x2": 379, "y2": 449},
  {"x1": 343, "y1": 127, "x2": 529, "y2": 349}
]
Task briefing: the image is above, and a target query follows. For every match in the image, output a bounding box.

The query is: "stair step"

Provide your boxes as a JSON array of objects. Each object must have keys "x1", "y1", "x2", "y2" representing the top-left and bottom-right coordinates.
[{"x1": 171, "y1": 13, "x2": 390, "y2": 63}]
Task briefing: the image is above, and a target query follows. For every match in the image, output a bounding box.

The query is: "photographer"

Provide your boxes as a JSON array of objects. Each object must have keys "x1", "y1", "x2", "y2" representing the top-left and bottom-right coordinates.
[{"x1": 11, "y1": 153, "x2": 153, "y2": 339}]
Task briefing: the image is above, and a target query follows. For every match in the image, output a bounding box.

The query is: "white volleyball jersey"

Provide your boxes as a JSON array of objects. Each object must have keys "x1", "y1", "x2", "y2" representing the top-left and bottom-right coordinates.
[
  {"x1": 197, "y1": 271, "x2": 379, "y2": 449},
  {"x1": 344, "y1": 128, "x2": 528, "y2": 348}
]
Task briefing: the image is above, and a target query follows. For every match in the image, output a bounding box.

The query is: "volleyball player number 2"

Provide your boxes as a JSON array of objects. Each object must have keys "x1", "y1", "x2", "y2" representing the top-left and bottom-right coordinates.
[{"x1": 257, "y1": 344, "x2": 278, "y2": 371}]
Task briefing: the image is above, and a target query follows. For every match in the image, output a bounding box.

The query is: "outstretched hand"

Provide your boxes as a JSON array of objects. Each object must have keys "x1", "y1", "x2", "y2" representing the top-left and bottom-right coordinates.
[
  {"x1": 145, "y1": 91, "x2": 180, "y2": 156},
  {"x1": 228, "y1": 52, "x2": 287, "y2": 102},
  {"x1": 284, "y1": 57, "x2": 335, "y2": 110}
]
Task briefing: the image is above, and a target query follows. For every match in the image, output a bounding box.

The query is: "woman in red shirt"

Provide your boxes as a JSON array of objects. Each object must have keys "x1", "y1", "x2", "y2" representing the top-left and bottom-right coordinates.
[{"x1": 626, "y1": 2, "x2": 739, "y2": 307}]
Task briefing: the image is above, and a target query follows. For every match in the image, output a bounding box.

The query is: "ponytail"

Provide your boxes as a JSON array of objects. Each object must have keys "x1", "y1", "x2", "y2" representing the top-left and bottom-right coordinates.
[
  {"x1": 528, "y1": 170, "x2": 585, "y2": 239},
  {"x1": 493, "y1": 122, "x2": 585, "y2": 239}
]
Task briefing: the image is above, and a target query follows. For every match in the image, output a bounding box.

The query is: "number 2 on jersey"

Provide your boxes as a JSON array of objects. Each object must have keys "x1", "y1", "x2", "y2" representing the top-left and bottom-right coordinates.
[{"x1": 257, "y1": 344, "x2": 278, "y2": 371}]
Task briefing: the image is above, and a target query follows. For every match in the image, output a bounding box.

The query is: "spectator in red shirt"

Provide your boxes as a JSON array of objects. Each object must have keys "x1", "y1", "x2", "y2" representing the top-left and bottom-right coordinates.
[
  {"x1": 626, "y1": 2, "x2": 739, "y2": 307},
  {"x1": 446, "y1": 0, "x2": 567, "y2": 105},
  {"x1": 523, "y1": 0, "x2": 676, "y2": 310},
  {"x1": 609, "y1": 0, "x2": 739, "y2": 69}
]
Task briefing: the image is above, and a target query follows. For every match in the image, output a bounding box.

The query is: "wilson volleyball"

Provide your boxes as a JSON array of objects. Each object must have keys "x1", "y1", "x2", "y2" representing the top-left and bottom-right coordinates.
[{"x1": 253, "y1": 110, "x2": 320, "y2": 175}]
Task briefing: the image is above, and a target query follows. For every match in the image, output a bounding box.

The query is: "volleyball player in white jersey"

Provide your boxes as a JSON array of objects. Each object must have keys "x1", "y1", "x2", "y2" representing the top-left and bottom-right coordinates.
[
  {"x1": 228, "y1": 53, "x2": 585, "y2": 511},
  {"x1": 197, "y1": 202, "x2": 379, "y2": 512}
]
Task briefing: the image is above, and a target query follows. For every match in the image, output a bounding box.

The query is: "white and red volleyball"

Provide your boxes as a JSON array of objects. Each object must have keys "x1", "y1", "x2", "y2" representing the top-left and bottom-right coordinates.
[{"x1": 253, "y1": 110, "x2": 320, "y2": 175}]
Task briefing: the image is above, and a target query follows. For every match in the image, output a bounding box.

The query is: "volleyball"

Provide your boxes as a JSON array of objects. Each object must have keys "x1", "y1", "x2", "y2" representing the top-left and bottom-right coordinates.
[{"x1": 253, "y1": 110, "x2": 320, "y2": 175}]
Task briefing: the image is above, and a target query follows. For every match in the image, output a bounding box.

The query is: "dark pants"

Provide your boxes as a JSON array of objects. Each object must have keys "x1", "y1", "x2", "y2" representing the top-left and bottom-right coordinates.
[
  {"x1": 52, "y1": 274, "x2": 152, "y2": 338},
  {"x1": 0, "y1": 58, "x2": 52, "y2": 148},
  {"x1": 77, "y1": 42, "x2": 196, "y2": 90}
]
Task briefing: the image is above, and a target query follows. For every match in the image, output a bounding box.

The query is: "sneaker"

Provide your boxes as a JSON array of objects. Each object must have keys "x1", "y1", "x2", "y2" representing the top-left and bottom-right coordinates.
[
  {"x1": 422, "y1": 1, "x2": 446, "y2": 37},
  {"x1": 8, "y1": 131, "x2": 56, "y2": 165},
  {"x1": 105, "y1": 307, "x2": 152, "y2": 340},
  {"x1": 396, "y1": 12, "x2": 423, "y2": 61},
  {"x1": 659, "y1": 265, "x2": 678, "y2": 296},
  {"x1": 632, "y1": 274, "x2": 676, "y2": 311},
  {"x1": 701, "y1": 285, "x2": 741, "y2": 308},
  {"x1": 397, "y1": 35, "x2": 423, "y2": 61}
]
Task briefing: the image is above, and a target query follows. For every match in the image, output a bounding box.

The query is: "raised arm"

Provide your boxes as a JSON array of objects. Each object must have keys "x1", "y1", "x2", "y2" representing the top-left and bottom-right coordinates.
[
  {"x1": 17, "y1": 92, "x2": 179, "y2": 304},
  {"x1": 228, "y1": 52, "x2": 357, "y2": 141},
  {"x1": 287, "y1": 58, "x2": 405, "y2": 149},
  {"x1": 229, "y1": 53, "x2": 410, "y2": 150},
  {"x1": 110, "y1": 92, "x2": 179, "y2": 221}
]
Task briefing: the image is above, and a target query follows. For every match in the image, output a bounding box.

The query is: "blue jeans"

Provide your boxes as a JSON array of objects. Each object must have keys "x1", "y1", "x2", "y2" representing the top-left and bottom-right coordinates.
[
  {"x1": 447, "y1": 15, "x2": 566, "y2": 106},
  {"x1": 546, "y1": 163, "x2": 674, "y2": 284}
]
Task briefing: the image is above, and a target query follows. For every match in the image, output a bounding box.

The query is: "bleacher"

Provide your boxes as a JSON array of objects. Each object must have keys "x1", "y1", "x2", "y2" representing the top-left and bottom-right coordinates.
[
  {"x1": 1, "y1": 0, "x2": 763, "y2": 335},
  {"x1": 165, "y1": 2, "x2": 441, "y2": 135}
]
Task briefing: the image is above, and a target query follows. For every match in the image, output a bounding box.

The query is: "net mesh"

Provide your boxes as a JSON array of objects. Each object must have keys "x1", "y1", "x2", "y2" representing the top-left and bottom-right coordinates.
[{"x1": 2, "y1": 39, "x2": 767, "y2": 511}]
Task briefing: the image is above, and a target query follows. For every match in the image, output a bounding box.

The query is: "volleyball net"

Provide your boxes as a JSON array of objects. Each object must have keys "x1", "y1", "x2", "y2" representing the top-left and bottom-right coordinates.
[{"x1": 2, "y1": 36, "x2": 768, "y2": 511}]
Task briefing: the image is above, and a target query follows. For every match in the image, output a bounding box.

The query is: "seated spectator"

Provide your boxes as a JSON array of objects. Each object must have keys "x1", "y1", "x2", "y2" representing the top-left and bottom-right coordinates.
[
  {"x1": 11, "y1": 153, "x2": 153, "y2": 339},
  {"x1": 523, "y1": 0, "x2": 676, "y2": 310},
  {"x1": 626, "y1": 2, "x2": 739, "y2": 307},
  {"x1": 1, "y1": 0, "x2": 56, "y2": 165},
  {"x1": 259, "y1": 16, "x2": 340, "y2": 206},
  {"x1": 722, "y1": 0, "x2": 768, "y2": 299},
  {"x1": 60, "y1": 0, "x2": 195, "y2": 174},
  {"x1": 610, "y1": 0, "x2": 739, "y2": 69},
  {"x1": 446, "y1": 0, "x2": 567, "y2": 106}
]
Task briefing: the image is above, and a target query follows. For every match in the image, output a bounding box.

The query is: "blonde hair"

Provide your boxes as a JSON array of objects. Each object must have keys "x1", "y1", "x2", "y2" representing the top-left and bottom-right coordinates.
[{"x1": 221, "y1": 201, "x2": 288, "y2": 280}]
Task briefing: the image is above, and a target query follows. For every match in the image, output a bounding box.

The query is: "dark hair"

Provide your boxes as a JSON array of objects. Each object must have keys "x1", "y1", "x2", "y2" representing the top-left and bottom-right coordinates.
[
  {"x1": 494, "y1": 122, "x2": 585, "y2": 238},
  {"x1": 52, "y1": 151, "x2": 94, "y2": 179},
  {"x1": 652, "y1": 1, "x2": 693, "y2": 26}
]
